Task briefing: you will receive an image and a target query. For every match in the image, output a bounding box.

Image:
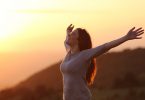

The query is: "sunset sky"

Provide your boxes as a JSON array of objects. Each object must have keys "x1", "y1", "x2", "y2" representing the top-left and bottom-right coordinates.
[{"x1": 0, "y1": 0, "x2": 145, "y2": 90}]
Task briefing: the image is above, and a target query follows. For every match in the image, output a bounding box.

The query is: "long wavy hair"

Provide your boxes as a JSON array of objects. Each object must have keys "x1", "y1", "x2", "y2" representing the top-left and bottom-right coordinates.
[{"x1": 76, "y1": 28, "x2": 97, "y2": 86}]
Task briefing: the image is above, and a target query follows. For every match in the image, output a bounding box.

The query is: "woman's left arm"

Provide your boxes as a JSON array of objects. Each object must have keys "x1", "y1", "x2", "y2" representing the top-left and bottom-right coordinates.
[{"x1": 82, "y1": 27, "x2": 144, "y2": 61}]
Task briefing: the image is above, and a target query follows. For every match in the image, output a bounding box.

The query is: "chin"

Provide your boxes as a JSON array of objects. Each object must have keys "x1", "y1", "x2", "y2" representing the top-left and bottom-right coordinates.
[{"x1": 66, "y1": 41, "x2": 70, "y2": 45}]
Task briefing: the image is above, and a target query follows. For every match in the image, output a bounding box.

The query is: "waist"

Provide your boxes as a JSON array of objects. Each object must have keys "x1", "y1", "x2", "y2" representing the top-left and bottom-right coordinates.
[
  {"x1": 63, "y1": 87, "x2": 92, "y2": 100},
  {"x1": 63, "y1": 78, "x2": 87, "y2": 88}
]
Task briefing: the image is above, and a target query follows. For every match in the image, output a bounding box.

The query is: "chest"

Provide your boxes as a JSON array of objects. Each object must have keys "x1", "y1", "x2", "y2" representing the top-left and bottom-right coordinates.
[{"x1": 60, "y1": 53, "x2": 86, "y2": 74}]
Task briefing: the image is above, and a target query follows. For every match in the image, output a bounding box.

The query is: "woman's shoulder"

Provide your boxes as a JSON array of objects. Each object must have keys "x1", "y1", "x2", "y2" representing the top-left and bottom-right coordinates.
[{"x1": 79, "y1": 49, "x2": 90, "y2": 57}]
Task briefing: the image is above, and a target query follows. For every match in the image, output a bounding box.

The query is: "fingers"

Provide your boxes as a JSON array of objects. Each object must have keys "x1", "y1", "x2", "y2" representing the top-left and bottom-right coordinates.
[
  {"x1": 68, "y1": 24, "x2": 72, "y2": 27},
  {"x1": 131, "y1": 27, "x2": 144, "y2": 35},
  {"x1": 134, "y1": 27, "x2": 142, "y2": 32},
  {"x1": 134, "y1": 27, "x2": 144, "y2": 35},
  {"x1": 136, "y1": 29, "x2": 144, "y2": 34},
  {"x1": 71, "y1": 25, "x2": 74, "y2": 29},
  {"x1": 67, "y1": 24, "x2": 72, "y2": 29},
  {"x1": 67, "y1": 24, "x2": 74, "y2": 30},
  {"x1": 135, "y1": 37, "x2": 142, "y2": 39},
  {"x1": 135, "y1": 27, "x2": 144, "y2": 39},
  {"x1": 137, "y1": 31, "x2": 144, "y2": 36},
  {"x1": 129, "y1": 27, "x2": 135, "y2": 32},
  {"x1": 68, "y1": 24, "x2": 74, "y2": 28}
]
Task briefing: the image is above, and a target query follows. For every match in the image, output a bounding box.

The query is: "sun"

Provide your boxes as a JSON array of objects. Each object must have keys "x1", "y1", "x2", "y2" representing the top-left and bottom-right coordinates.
[
  {"x1": 0, "y1": 0, "x2": 33, "y2": 41},
  {"x1": 0, "y1": 11, "x2": 19, "y2": 41},
  {"x1": 0, "y1": 0, "x2": 35, "y2": 53},
  {"x1": 0, "y1": 15, "x2": 15, "y2": 40},
  {"x1": 0, "y1": 33, "x2": 11, "y2": 40},
  {"x1": 0, "y1": 2, "x2": 18, "y2": 41},
  {"x1": 0, "y1": 0, "x2": 56, "y2": 41}
]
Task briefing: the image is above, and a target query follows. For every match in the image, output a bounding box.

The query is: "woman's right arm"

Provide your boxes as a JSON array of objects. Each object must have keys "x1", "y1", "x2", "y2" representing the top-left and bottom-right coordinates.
[
  {"x1": 64, "y1": 37, "x2": 70, "y2": 52},
  {"x1": 64, "y1": 24, "x2": 74, "y2": 52}
]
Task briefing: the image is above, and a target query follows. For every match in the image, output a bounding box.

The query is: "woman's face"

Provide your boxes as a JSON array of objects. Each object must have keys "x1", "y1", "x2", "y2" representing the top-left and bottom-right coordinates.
[{"x1": 67, "y1": 29, "x2": 79, "y2": 46}]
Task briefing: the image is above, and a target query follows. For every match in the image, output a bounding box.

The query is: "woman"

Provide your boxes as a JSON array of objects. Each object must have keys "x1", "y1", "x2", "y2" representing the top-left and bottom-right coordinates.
[{"x1": 60, "y1": 24, "x2": 144, "y2": 100}]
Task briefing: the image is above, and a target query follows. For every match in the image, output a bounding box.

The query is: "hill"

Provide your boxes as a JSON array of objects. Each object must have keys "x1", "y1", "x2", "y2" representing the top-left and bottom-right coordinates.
[{"x1": 0, "y1": 47, "x2": 145, "y2": 100}]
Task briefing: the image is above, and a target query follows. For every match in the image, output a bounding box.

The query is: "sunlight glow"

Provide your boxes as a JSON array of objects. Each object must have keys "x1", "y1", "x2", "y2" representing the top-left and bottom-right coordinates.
[
  {"x1": 0, "y1": 1, "x2": 21, "y2": 41},
  {"x1": 0, "y1": 0, "x2": 34, "y2": 52},
  {"x1": 0, "y1": 0, "x2": 145, "y2": 91},
  {"x1": 0, "y1": 0, "x2": 60, "y2": 41}
]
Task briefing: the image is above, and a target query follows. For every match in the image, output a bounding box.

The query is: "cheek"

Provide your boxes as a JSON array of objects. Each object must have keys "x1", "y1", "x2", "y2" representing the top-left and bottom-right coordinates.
[
  {"x1": 72, "y1": 37, "x2": 78, "y2": 42},
  {"x1": 69, "y1": 34, "x2": 78, "y2": 43},
  {"x1": 72, "y1": 34, "x2": 78, "y2": 40},
  {"x1": 74, "y1": 38, "x2": 79, "y2": 44}
]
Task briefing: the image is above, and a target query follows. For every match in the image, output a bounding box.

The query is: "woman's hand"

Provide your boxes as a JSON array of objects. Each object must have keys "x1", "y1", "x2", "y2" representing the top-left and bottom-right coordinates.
[
  {"x1": 66, "y1": 24, "x2": 74, "y2": 34},
  {"x1": 125, "y1": 27, "x2": 144, "y2": 40}
]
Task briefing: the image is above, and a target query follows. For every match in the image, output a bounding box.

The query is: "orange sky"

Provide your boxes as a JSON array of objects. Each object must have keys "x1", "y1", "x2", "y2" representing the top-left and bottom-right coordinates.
[{"x1": 0, "y1": 0, "x2": 145, "y2": 90}]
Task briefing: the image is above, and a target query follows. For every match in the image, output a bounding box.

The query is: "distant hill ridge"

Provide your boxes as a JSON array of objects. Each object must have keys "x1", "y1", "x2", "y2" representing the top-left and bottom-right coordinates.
[
  {"x1": 0, "y1": 47, "x2": 145, "y2": 100},
  {"x1": 12, "y1": 47, "x2": 145, "y2": 90}
]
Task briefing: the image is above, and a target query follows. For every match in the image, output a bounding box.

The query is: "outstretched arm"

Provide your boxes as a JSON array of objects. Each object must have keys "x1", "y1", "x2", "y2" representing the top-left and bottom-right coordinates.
[
  {"x1": 82, "y1": 27, "x2": 144, "y2": 61},
  {"x1": 64, "y1": 24, "x2": 74, "y2": 52}
]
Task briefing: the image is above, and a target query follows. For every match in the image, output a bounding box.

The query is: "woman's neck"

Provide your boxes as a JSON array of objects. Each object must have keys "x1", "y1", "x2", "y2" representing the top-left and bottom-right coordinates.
[{"x1": 70, "y1": 45, "x2": 80, "y2": 54}]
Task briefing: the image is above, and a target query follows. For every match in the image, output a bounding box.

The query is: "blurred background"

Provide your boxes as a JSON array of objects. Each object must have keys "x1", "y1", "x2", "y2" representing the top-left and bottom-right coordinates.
[{"x1": 0, "y1": 0, "x2": 145, "y2": 100}]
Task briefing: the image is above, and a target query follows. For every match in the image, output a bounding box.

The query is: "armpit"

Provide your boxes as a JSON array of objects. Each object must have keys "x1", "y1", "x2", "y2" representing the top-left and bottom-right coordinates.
[{"x1": 81, "y1": 43, "x2": 109, "y2": 61}]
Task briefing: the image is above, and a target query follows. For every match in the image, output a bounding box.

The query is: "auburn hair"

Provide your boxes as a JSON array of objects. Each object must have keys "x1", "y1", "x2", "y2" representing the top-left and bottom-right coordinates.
[{"x1": 76, "y1": 28, "x2": 97, "y2": 86}]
